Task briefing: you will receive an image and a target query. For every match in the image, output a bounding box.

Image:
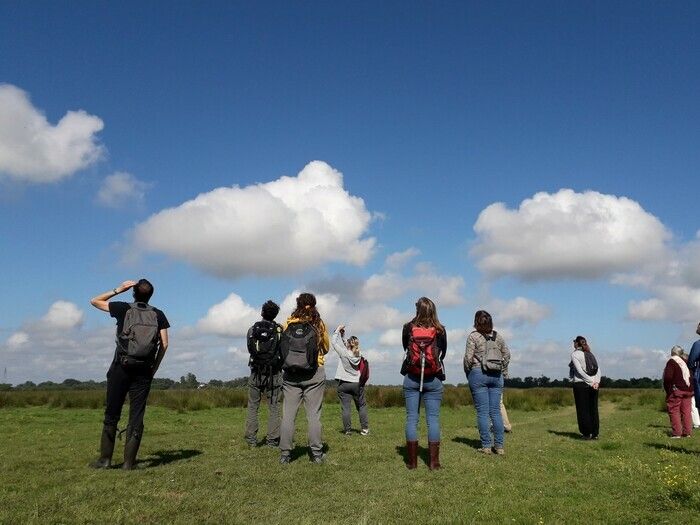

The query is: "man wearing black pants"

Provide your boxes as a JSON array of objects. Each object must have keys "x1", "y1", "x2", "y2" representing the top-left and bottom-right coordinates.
[{"x1": 89, "y1": 279, "x2": 170, "y2": 470}]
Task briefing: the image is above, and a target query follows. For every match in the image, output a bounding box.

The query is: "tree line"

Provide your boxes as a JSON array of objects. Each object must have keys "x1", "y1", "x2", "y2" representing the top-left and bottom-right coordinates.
[{"x1": 0, "y1": 374, "x2": 662, "y2": 391}]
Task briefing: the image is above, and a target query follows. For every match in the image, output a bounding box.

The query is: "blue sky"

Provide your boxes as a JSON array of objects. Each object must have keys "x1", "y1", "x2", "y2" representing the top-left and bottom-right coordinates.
[{"x1": 1, "y1": 1, "x2": 699, "y2": 384}]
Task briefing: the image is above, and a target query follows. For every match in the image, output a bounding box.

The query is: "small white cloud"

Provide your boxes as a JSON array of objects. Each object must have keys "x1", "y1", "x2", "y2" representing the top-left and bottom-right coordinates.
[
  {"x1": 378, "y1": 328, "x2": 403, "y2": 347},
  {"x1": 490, "y1": 297, "x2": 551, "y2": 326},
  {"x1": 0, "y1": 84, "x2": 104, "y2": 182},
  {"x1": 6, "y1": 331, "x2": 29, "y2": 349},
  {"x1": 97, "y1": 172, "x2": 150, "y2": 208},
  {"x1": 197, "y1": 293, "x2": 259, "y2": 337},
  {"x1": 627, "y1": 298, "x2": 668, "y2": 321},
  {"x1": 385, "y1": 248, "x2": 420, "y2": 270},
  {"x1": 41, "y1": 301, "x2": 84, "y2": 330},
  {"x1": 131, "y1": 161, "x2": 376, "y2": 278},
  {"x1": 472, "y1": 189, "x2": 670, "y2": 280},
  {"x1": 361, "y1": 266, "x2": 465, "y2": 307}
]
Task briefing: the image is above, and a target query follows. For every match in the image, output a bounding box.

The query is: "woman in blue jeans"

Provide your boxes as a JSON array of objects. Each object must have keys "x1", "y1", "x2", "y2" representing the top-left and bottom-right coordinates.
[
  {"x1": 464, "y1": 310, "x2": 510, "y2": 455},
  {"x1": 401, "y1": 297, "x2": 447, "y2": 470}
]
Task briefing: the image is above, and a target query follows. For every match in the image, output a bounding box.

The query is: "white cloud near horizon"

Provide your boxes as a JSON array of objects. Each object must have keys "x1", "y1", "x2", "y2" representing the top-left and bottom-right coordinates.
[
  {"x1": 130, "y1": 161, "x2": 376, "y2": 278},
  {"x1": 472, "y1": 189, "x2": 670, "y2": 281},
  {"x1": 197, "y1": 293, "x2": 259, "y2": 337},
  {"x1": 40, "y1": 301, "x2": 84, "y2": 330},
  {"x1": 97, "y1": 172, "x2": 150, "y2": 208},
  {"x1": 0, "y1": 84, "x2": 104, "y2": 182},
  {"x1": 488, "y1": 296, "x2": 551, "y2": 326}
]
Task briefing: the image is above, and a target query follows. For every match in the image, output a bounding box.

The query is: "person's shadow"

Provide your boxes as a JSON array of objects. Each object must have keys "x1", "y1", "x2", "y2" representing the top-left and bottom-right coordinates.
[
  {"x1": 395, "y1": 444, "x2": 430, "y2": 467},
  {"x1": 451, "y1": 436, "x2": 483, "y2": 449},
  {"x1": 547, "y1": 430, "x2": 583, "y2": 440},
  {"x1": 135, "y1": 449, "x2": 203, "y2": 468},
  {"x1": 644, "y1": 442, "x2": 699, "y2": 456}
]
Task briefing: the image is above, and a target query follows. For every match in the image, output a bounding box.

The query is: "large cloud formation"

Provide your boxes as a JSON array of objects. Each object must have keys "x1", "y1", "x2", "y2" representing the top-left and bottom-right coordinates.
[
  {"x1": 131, "y1": 161, "x2": 376, "y2": 278},
  {"x1": 472, "y1": 189, "x2": 670, "y2": 280},
  {"x1": 0, "y1": 84, "x2": 104, "y2": 182}
]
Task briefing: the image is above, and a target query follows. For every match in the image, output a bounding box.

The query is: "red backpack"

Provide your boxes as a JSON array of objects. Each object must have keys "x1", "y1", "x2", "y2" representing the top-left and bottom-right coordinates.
[
  {"x1": 359, "y1": 356, "x2": 370, "y2": 387},
  {"x1": 404, "y1": 326, "x2": 442, "y2": 378}
]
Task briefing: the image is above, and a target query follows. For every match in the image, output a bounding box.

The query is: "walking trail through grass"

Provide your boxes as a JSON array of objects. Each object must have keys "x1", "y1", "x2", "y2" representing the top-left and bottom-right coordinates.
[{"x1": 1, "y1": 401, "x2": 698, "y2": 523}]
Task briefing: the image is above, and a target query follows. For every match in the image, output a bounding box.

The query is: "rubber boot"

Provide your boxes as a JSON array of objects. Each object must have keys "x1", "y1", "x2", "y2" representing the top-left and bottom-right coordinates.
[
  {"x1": 122, "y1": 426, "x2": 143, "y2": 470},
  {"x1": 406, "y1": 440, "x2": 418, "y2": 470},
  {"x1": 90, "y1": 424, "x2": 117, "y2": 469},
  {"x1": 428, "y1": 441, "x2": 441, "y2": 471}
]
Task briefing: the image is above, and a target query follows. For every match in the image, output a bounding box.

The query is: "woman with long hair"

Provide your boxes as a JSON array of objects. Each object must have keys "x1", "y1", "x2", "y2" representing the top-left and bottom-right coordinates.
[
  {"x1": 401, "y1": 297, "x2": 446, "y2": 470},
  {"x1": 464, "y1": 310, "x2": 510, "y2": 455},
  {"x1": 569, "y1": 335, "x2": 601, "y2": 440},
  {"x1": 278, "y1": 293, "x2": 330, "y2": 464},
  {"x1": 331, "y1": 326, "x2": 369, "y2": 435}
]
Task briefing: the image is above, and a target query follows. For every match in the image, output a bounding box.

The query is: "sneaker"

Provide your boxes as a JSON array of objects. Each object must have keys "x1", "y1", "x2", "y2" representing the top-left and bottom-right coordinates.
[
  {"x1": 670, "y1": 435, "x2": 682, "y2": 439},
  {"x1": 279, "y1": 454, "x2": 291, "y2": 464},
  {"x1": 344, "y1": 430, "x2": 352, "y2": 436},
  {"x1": 310, "y1": 453, "x2": 326, "y2": 464},
  {"x1": 360, "y1": 428, "x2": 370, "y2": 436},
  {"x1": 492, "y1": 447, "x2": 505, "y2": 455},
  {"x1": 477, "y1": 447, "x2": 492, "y2": 455},
  {"x1": 266, "y1": 440, "x2": 279, "y2": 448},
  {"x1": 504, "y1": 427, "x2": 512, "y2": 433},
  {"x1": 681, "y1": 434, "x2": 692, "y2": 438}
]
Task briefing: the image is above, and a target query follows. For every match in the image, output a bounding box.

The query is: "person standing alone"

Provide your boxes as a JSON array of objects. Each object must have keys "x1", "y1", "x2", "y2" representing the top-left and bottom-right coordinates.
[
  {"x1": 89, "y1": 279, "x2": 170, "y2": 469},
  {"x1": 245, "y1": 300, "x2": 283, "y2": 448},
  {"x1": 569, "y1": 336, "x2": 601, "y2": 440}
]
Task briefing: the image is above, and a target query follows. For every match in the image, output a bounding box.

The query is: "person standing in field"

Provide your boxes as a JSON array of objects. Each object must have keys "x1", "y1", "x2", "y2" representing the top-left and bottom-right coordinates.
[
  {"x1": 664, "y1": 346, "x2": 694, "y2": 438},
  {"x1": 278, "y1": 293, "x2": 330, "y2": 464},
  {"x1": 569, "y1": 336, "x2": 601, "y2": 440},
  {"x1": 401, "y1": 297, "x2": 447, "y2": 470},
  {"x1": 464, "y1": 310, "x2": 510, "y2": 455},
  {"x1": 89, "y1": 279, "x2": 170, "y2": 470},
  {"x1": 686, "y1": 322, "x2": 700, "y2": 424},
  {"x1": 680, "y1": 352, "x2": 700, "y2": 429},
  {"x1": 331, "y1": 325, "x2": 369, "y2": 436},
  {"x1": 244, "y1": 300, "x2": 284, "y2": 448}
]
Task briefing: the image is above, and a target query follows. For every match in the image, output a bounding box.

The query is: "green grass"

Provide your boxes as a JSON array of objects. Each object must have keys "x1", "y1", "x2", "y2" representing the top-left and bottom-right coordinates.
[{"x1": 1, "y1": 397, "x2": 699, "y2": 524}]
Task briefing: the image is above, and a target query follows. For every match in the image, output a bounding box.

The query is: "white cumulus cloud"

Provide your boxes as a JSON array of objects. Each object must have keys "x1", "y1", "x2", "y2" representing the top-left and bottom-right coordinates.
[
  {"x1": 6, "y1": 331, "x2": 29, "y2": 349},
  {"x1": 0, "y1": 84, "x2": 104, "y2": 182},
  {"x1": 472, "y1": 189, "x2": 670, "y2": 280},
  {"x1": 130, "y1": 161, "x2": 376, "y2": 278},
  {"x1": 197, "y1": 293, "x2": 259, "y2": 337},
  {"x1": 489, "y1": 297, "x2": 551, "y2": 326},
  {"x1": 41, "y1": 301, "x2": 84, "y2": 330},
  {"x1": 97, "y1": 172, "x2": 150, "y2": 208},
  {"x1": 385, "y1": 248, "x2": 420, "y2": 270}
]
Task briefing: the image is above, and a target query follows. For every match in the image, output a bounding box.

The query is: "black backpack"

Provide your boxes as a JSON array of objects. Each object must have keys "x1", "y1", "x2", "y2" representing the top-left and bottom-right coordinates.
[
  {"x1": 247, "y1": 320, "x2": 282, "y2": 371},
  {"x1": 584, "y1": 351, "x2": 599, "y2": 376},
  {"x1": 281, "y1": 321, "x2": 319, "y2": 373},
  {"x1": 117, "y1": 302, "x2": 159, "y2": 365}
]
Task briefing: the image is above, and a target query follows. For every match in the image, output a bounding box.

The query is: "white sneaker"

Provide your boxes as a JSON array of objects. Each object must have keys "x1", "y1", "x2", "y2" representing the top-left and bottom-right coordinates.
[{"x1": 360, "y1": 428, "x2": 370, "y2": 436}]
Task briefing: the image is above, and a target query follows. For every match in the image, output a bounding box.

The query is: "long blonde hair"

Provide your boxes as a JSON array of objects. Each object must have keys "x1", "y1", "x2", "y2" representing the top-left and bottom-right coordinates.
[{"x1": 347, "y1": 335, "x2": 360, "y2": 357}]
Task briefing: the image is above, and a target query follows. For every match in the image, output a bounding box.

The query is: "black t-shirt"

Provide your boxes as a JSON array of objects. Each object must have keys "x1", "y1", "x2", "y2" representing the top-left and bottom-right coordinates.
[{"x1": 109, "y1": 301, "x2": 170, "y2": 356}]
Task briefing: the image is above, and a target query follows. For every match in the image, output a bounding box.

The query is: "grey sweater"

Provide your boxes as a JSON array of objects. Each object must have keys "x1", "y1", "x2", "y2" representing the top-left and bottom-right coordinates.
[{"x1": 331, "y1": 329, "x2": 361, "y2": 382}]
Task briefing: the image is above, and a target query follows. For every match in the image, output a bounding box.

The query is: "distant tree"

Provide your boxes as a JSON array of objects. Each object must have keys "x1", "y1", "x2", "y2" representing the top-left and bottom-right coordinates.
[
  {"x1": 0, "y1": 383, "x2": 11, "y2": 391},
  {"x1": 208, "y1": 379, "x2": 223, "y2": 387},
  {"x1": 180, "y1": 373, "x2": 198, "y2": 389}
]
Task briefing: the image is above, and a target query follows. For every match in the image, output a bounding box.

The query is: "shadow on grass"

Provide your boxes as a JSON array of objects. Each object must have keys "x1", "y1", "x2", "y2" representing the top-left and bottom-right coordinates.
[
  {"x1": 452, "y1": 436, "x2": 482, "y2": 449},
  {"x1": 645, "y1": 442, "x2": 699, "y2": 456},
  {"x1": 137, "y1": 449, "x2": 203, "y2": 468},
  {"x1": 647, "y1": 424, "x2": 668, "y2": 429},
  {"x1": 547, "y1": 430, "x2": 583, "y2": 440},
  {"x1": 394, "y1": 444, "x2": 430, "y2": 467},
  {"x1": 289, "y1": 443, "x2": 329, "y2": 462}
]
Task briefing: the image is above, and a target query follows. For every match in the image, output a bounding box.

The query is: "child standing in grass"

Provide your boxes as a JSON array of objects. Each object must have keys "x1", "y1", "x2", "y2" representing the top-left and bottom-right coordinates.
[{"x1": 331, "y1": 326, "x2": 369, "y2": 436}]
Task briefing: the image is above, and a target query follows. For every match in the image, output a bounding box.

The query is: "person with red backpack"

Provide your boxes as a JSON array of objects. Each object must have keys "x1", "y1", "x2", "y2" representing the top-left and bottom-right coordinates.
[
  {"x1": 244, "y1": 300, "x2": 283, "y2": 448},
  {"x1": 401, "y1": 297, "x2": 447, "y2": 470},
  {"x1": 331, "y1": 325, "x2": 369, "y2": 436},
  {"x1": 278, "y1": 293, "x2": 330, "y2": 464},
  {"x1": 464, "y1": 310, "x2": 510, "y2": 455}
]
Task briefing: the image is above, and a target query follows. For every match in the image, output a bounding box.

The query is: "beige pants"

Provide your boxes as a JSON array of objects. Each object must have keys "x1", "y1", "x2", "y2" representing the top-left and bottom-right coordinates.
[{"x1": 500, "y1": 399, "x2": 512, "y2": 431}]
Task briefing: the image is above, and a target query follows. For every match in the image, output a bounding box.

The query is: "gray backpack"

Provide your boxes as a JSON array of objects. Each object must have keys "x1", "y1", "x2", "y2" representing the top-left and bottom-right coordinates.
[
  {"x1": 480, "y1": 331, "x2": 503, "y2": 373},
  {"x1": 281, "y1": 322, "x2": 319, "y2": 373},
  {"x1": 118, "y1": 302, "x2": 159, "y2": 361}
]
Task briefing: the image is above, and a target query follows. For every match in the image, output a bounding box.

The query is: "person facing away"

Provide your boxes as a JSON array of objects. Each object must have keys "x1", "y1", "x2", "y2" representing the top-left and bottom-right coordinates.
[
  {"x1": 278, "y1": 292, "x2": 330, "y2": 464},
  {"x1": 244, "y1": 300, "x2": 284, "y2": 448},
  {"x1": 664, "y1": 346, "x2": 694, "y2": 438},
  {"x1": 331, "y1": 325, "x2": 369, "y2": 436},
  {"x1": 89, "y1": 279, "x2": 170, "y2": 470},
  {"x1": 401, "y1": 297, "x2": 447, "y2": 470},
  {"x1": 464, "y1": 310, "x2": 510, "y2": 455},
  {"x1": 686, "y1": 322, "x2": 700, "y2": 414},
  {"x1": 569, "y1": 336, "x2": 601, "y2": 440}
]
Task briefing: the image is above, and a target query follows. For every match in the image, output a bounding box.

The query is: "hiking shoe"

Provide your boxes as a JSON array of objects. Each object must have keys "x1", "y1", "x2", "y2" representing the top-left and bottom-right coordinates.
[
  {"x1": 492, "y1": 447, "x2": 505, "y2": 456},
  {"x1": 477, "y1": 447, "x2": 492, "y2": 455},
  {"x1": 279, "y1": 454, "x2": 291, "y2": 464},
  {"x1": 266, "y1": 440, "x2": 279, "y2": 448},
  {"x1": 360, "y1": 428, "x2": 370, "y2": 436},
  {"x1": 310, "y1": 453, "x2": 326, "y2": 464},
  {"x1": 344, "y1": 430, "x2": 352, "y2": 436}
]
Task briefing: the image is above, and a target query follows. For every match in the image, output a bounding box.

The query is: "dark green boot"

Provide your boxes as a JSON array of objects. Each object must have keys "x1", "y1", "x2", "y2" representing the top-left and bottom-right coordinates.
[
  {"x1": 90, "y1": 424, "x2": 117, "y2": 469},
  {"x1": 122, "y1": 425, "x2": 143, "y2": 470}
]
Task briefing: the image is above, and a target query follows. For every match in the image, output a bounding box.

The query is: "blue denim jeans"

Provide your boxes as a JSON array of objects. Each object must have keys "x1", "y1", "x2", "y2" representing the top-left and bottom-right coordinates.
[
  {"x1": 468, "y1": 367, "x2": 504, "y2": 448},
  {"x1": 403, "y1": 374, "x2": 443, "y2": 442}
]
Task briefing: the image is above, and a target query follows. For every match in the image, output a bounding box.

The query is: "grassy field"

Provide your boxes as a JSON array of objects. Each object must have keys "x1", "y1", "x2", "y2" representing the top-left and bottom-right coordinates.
[{"x1": 1, "y1": 393, "x2": 699, "y2": 524}]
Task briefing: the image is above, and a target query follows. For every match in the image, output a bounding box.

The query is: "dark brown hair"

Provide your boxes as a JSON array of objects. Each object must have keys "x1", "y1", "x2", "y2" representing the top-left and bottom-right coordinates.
[
  {"x1": 290, "y1": 292, "x2": 322, "y2": 329},
  {"x1": 574, "y1": 336, "x2": 590, "y2": 352},
  {"x1": 410, "y1": 297, "x2": 445, "y2": 333},
  {"x1": 133, "y1": 279, "x2": 154, "y2": 303},
  {"x1": 473, "y1": 310, "x2": 493, "y2": 335}
]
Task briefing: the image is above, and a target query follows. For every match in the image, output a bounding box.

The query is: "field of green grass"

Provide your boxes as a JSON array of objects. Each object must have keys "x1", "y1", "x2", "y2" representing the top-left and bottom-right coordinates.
[{"x1": 1, "y1": 391, "x2": 699, "y2": 524}]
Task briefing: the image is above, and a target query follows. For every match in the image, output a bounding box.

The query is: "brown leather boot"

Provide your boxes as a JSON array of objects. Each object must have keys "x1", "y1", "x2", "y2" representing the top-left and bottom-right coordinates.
[
  {"x1": 406, "y1": 440, "x2": 418, "y2": 469},
  {"x1": 428, "y1": 441, "x2": 441, "y2": 470}
]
